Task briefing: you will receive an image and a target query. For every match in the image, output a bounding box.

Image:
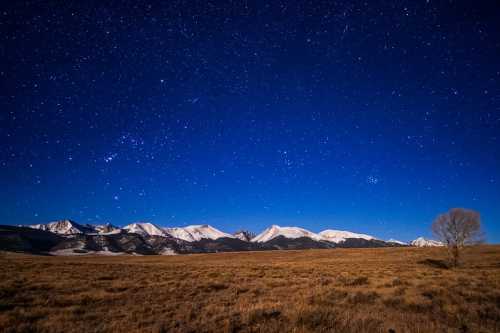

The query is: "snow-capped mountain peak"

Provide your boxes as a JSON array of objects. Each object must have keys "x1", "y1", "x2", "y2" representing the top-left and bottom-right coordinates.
[
  {"x1": 410, "y1": 237, "x2": 444, "y2": 247},
  {"x1": 93, "y1": 223, "x2": 120, "y2": 234},
  {"x1": 387, "y1": 238, "x2": 407, "y2": 245},
  {"x1": 25, "y1": 219, "x2": 441, "y2": 249},
  {"x1": 163, "y1": 227, "x2": 196, "y2": 242},
  {"x1": 28, "y1": 219, "x2": 92, "y2": 235},
  {"x1": 163, "y1": 225, "x2": 235, "y2": 241},
  {"x1": 234, "y1": 230, "x2": 256, "y2": 242},
  {"x1": 318, "y1": 229, "x2": 375, "y2": 243},
  {"x1": 123, "y1": 222, "x2": 166, "y2": 237},
  {"x1": 251, "y1": 225, "x2": 323, "y2": 243},
  {"x1": 182, "y1": 224, "x2": 235, "y2": 241}
]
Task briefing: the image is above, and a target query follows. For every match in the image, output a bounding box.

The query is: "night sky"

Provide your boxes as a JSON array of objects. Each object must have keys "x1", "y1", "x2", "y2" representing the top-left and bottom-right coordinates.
[{"x1": 2, "y1": 1, "x2": 500, "y2": 242}]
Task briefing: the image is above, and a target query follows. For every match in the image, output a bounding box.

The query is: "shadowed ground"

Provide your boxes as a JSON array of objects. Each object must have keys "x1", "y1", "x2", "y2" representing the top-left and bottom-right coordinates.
[{"x1": 1, "y1": 246, "x2": 499, "y2": 332}]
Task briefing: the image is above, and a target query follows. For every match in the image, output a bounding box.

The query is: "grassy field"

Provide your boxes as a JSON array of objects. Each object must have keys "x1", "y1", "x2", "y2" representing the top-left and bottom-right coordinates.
[{"x1": 1, "y1": 246, "x2": 499, "y2": 333}]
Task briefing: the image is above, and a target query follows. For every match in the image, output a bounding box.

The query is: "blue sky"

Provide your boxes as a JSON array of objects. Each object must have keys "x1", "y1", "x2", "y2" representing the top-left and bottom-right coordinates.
[{"x1": 1, "y1": 0, "x2": 499, "y2": 243}]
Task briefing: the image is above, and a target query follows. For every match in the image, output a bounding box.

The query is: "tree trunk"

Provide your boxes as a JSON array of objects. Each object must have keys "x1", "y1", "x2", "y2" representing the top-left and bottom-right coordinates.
[{"x1": 451, "y1": 245, "x2": 460, "y2": 267}]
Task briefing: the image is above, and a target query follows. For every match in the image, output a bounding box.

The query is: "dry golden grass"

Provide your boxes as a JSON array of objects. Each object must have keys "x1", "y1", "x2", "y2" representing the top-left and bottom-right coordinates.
[{"x1": 1, "y1": 246, "x2": 499, "y2": 333}]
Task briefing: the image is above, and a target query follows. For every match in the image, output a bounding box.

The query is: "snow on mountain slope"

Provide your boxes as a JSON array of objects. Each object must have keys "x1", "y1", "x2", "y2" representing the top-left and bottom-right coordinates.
[
  {"x1": 123, "y1": 222, "x2": 166, "y2": 237},
  {"x1": 27, "y1": 224, "x2": 47, "y2": 231},
  {"x1": 319, "y1": 230, "x2": 375, "y2": 243},
  {"x1": 93, "y1": 223, "x2": 120, "y2": 234},
  {"x1": 28, "y1": 220, "x2": 121, "y2": 236},
  {"x1": 410, "y1": 237, "x2": 443, "y2": 247},
  {"x1": 24, "y1": 219, "x2": 433, "y2": 249},
  {"x1": 234, "y1": 230, "x2": 255, "y2": 242},
  {"x1": 182, "y1": 225, "x2": 235, "y2": 241},
  {"x1": 162, "y1": 225, "x2": 235, "y2": 241},
  {"x1": 159, "y1": 248, "x2": 177, "y2": 255},
  {"x1": 163, "y1": 227, "x2": 196, "y2": 242},
  {"x1": 28, "y1": 219, "x2": 92, "y2": 235},
  {"x1": 387, "y1": 238, "x2": 407, "y2": 245},
  {"x1": 251, "y1": 225, "x2": 324, "y2": 243}
]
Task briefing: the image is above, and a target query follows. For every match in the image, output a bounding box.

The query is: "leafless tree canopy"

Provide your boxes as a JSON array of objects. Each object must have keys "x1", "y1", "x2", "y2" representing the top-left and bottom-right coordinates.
[
  {"x1": 432, "y1": 208, "x2": 484, "y2": 246},
  {"x1": 432, "y1": 208, "x2": 484, "y2": 266}
]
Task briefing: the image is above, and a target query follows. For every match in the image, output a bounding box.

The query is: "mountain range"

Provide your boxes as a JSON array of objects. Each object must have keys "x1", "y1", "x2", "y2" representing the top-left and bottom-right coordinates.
[{"x1": 0, "y1": 219, "x2": 443, "y2": 255}]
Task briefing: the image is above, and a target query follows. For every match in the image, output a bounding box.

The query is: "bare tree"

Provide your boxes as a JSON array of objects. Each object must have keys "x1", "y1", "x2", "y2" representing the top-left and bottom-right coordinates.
[{"x1": 432, "y1": 208, "x2": 484, "y2": 266}]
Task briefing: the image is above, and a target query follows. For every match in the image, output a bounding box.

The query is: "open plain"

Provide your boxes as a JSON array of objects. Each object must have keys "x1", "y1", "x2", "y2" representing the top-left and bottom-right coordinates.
[{"x1": 1, "y1": 246, "x2": 499, "y2": 333}]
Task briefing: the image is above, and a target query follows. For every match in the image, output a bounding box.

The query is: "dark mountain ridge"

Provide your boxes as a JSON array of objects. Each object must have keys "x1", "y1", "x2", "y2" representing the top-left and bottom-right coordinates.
[{"x1": 0, "y1": 222, "x2": 406, "y2": 256}]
